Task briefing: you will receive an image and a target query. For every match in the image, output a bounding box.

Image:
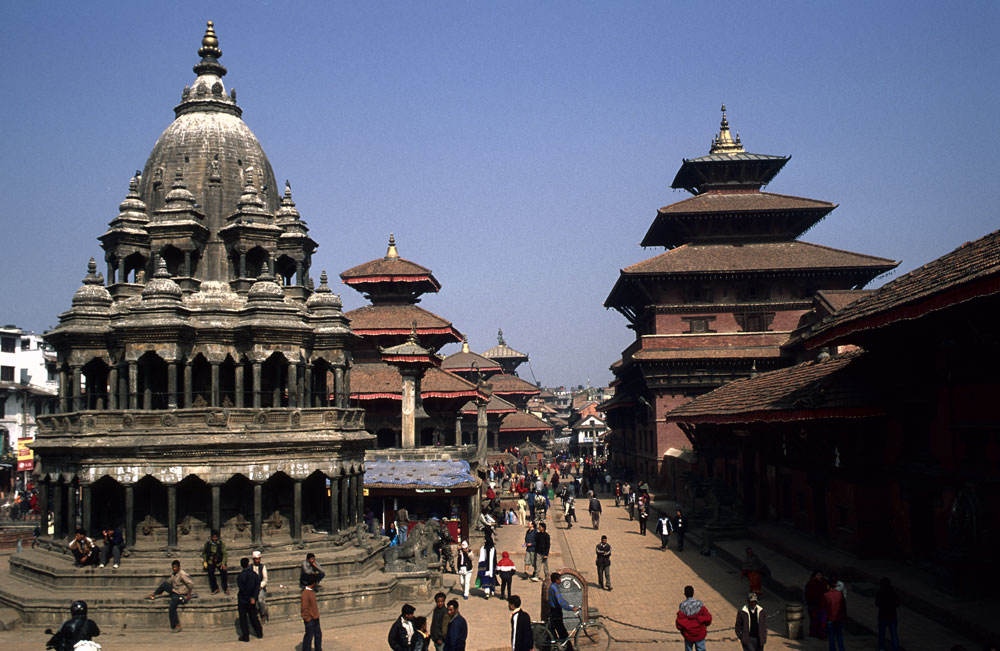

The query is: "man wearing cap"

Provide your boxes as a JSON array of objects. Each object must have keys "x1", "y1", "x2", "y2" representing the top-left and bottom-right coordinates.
[
  {"x1": 250, "y1": 551, "x2": 268, "y2": 623},
  {"x1": 456, "y1": 541, "x2": 474, "y2": 599},
  {"x1": 734, "y1": 593, "x2": 767, "y2": 651}
]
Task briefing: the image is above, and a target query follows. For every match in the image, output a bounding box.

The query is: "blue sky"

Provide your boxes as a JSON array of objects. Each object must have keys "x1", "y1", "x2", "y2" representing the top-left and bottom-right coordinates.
[{"x1": 1, "y1": 2, "x2": 997, "y2": 388}]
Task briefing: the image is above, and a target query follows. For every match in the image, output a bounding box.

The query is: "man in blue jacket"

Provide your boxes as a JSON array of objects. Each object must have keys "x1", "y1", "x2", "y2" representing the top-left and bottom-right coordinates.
[{"x1": 443, "y1": 599, "x2": 467, "y2": 651}]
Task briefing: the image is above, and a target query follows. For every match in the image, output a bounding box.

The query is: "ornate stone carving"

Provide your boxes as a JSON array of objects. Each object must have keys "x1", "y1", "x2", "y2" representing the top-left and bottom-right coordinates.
[
  {"x1": 253, "y1": 410, "x2": 268, "y2": 426},
  {"x1": 122, "y1": 413, "x2": 135, "y2": 429}
]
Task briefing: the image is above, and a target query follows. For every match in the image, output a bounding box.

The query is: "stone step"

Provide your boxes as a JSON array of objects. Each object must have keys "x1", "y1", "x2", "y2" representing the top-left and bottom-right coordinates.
[{"x1": 0, "y1": 607, "x2": 20, "y2": 631}]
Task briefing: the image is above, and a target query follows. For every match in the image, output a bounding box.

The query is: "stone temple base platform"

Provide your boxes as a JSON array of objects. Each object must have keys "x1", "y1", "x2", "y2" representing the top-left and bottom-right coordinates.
[{"x1": 0, "y1": 528, "x2": 442, "y2": 630}]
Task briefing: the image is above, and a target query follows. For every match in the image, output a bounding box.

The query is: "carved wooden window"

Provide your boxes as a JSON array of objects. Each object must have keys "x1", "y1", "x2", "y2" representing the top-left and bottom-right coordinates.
[
  {"x1": 682, "y1": 316, "x2": 717, "y2": 334},
  {"x1": 734, "y1": 312, "x2": 775, "y2": 332},
  {"x1": 683, "y1": 285, "x2": 713, "y2": 303}
]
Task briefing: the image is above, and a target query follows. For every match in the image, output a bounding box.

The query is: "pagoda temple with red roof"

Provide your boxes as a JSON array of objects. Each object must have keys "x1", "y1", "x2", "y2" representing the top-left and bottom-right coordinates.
[{"x1": 603, "y1": 106, "x2": 898, "y2": 491}]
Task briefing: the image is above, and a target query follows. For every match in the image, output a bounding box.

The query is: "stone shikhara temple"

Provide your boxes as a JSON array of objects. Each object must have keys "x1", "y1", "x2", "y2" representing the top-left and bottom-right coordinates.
[{"x1": 3, "y1": 22, "x2": 438, "y2": 628}]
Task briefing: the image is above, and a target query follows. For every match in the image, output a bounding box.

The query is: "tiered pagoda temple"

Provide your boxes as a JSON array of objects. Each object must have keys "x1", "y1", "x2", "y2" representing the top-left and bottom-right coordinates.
[
  {"x1": 603, "y1": 106, "x2": 898, "y2": 490},
  {"x1": 1, "y1": 22, "x2": 438, "y2": 630}
]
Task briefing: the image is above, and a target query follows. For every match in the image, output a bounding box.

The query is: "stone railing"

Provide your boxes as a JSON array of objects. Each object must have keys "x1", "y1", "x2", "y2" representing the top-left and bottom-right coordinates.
[{"x1": 36, "y1": 406, "x2": 365, "y2": 436}]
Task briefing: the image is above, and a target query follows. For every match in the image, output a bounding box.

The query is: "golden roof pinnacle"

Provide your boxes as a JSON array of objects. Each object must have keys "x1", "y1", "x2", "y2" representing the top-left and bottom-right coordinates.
[
  {"x1": 709, "y1": 103, "x2": 745, "y2": 155},
  {"x1": 199, "y1": 20, "x2": 221, "y2": 59},
  {"x1": 386, "y1": 233, "x2": 399, "y2": 259}
]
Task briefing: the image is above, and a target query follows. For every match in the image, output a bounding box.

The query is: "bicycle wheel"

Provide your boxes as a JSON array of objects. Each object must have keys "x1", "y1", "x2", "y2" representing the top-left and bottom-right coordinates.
[
  {"x1": 532, "y1": 622, "x2": 557, "y2": 651},
  {"x1": 573, "y1": 621, "x2": 611, "y2": 650}
]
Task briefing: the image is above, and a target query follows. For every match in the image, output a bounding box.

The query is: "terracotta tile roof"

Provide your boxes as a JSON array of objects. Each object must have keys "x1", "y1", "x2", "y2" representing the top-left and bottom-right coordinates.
[
  {"x1": 657, "y1": 191, "x2": 835, "y2": 215},
  {"x1": 349, "y1": 363, "x2": 484, "y2": 400},
  {"x1": 340, "y1": 256, "x2": 440, "y2": 288},
  {"x1": 814, "y1": 289, "x2": 872, "y2": 314},
  {"x1": 807, "y1": 229, "x2": 1000, "y2": 349},
  {"x1": 500, "y1": 410, "x2": 554, "y2": 432},
  {"x1": 488, "y1": 373, "x2": 541, "y2": 396},
  {"x1": 483, "y1": 342, "x2": 528, "y2": 361},
  {"x1": 345, "y1": 304, "x2": 463, "y2": 341},
  {"x1": 667, "y1": 349, "x2": 882, "y2": 423},
  {"x1": 460, "y1": 394, "x2": 519, "y2": 415},
  {"x1": 441, "y1": 350, "x2": 502, "y2": 373},
  {"x1": 622, "y1": 241, "x2": 899, "y2": 276}
]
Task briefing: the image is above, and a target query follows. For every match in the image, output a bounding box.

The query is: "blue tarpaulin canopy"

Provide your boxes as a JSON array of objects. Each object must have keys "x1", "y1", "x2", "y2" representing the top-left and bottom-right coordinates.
[{"x1": 364, "y1": 459, "x2": 477, "y2": 489}]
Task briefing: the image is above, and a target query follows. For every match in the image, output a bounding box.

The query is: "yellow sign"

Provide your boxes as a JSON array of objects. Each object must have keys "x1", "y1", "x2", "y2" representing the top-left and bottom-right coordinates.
[{"x1": 17, "y1": 437, "x2": 34, "y2": 472}]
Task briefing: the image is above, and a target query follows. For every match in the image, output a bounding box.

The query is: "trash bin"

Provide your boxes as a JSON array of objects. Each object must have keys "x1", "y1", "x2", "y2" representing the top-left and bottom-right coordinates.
[{"x1": 785, "y1": 604, "x2": 804, "y2": 639}]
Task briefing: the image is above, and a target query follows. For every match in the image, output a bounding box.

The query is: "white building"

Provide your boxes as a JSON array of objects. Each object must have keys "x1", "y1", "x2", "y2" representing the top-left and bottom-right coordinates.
[{"x1": 0, "y1": 325, "x2": 59, "y2": 453}]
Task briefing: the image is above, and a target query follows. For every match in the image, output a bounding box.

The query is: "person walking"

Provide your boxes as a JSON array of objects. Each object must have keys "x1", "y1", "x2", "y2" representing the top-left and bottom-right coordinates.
[
  {"x1": 824, "y1": 579, "x2": 847, "y2": 651},
  {"x1": 517, "y1": 496, "x2": 528, "y2": 528},
  {"x1": 656, "y1": 512, "x2": 672, "y2": 549},
  {"x1": 875, "y1": 577, "x2": 900, "y2": 651},
  {"x1": 734, "y1": 593, "x2": 767, "y2": 651},
  {"x1": 614, "y1": 481, "x2": 621, "y2": 507},
  {"x1": 429, "y1": 592, "x2": 452, "y2": 651},
  {"x1": 595, "y1": 535, "x2": 612, "y2": 591},
  {"x1": 443, "y1": 599, "x2": 467, "y2": 651},
  {"x1": 300, "y1": 573, "x2": 322, "y2": 651},
  {"x1": 145, "y1": 559, "x2": 194, "y2": 632},
  {"x1": 497, "y1": 551, "x2": 516, "y2": 601},
  {"x1": 478, "y1": 540, "x2": 498, "y2": 599},
  {"x1": 250, "y1": 551, "x2": 268, "y2": 623},
  {"x1": 508, "y1": 595, "x2": 533, "y2": 651},
  {"x1": 676, "y1": 585, "x2": 712, "y2": 651},
  {"x1": 741, "y1": 547, "x2": 766, "y2": 596},
  {"x1": 523, "y1": 522, "x2": 537, "y2": 580},
  {"x1": 588, "y1": 493, "x2": 602, "y2": 530},
  {"x1": 533, "y1": 523, "x2": 551, "y2": 582},
  {"x1": 673, "y1": 508, "x2": 688, "y2": 551},
  {"x1": 236, "y1": 557, "x2": 263, "y2": 641},
  {"x1": 804, "y1": 571, "x2": 827, "y2": 639},
  {"x1": 457, "y1": 541, "x2": 474, "y2": 599},
  {"x1": 547, "y1": 572, "x2": 580, "y2": 651},
  {"x1": 563, "y1": 494, "x2": 574, "y2": 529},
  {"x1": 202, "y1": 529, "x2": 228, "y2": 594},
  {"x1": 388, "y1": 603, "x2": 416, "y2": 651},
  {"x1": 637, "y1": 498, "x2": 649, "y2": 535}
]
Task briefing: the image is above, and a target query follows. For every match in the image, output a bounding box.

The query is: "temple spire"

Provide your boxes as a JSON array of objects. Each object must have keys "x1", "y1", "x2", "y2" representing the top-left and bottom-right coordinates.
[
  {"x1": 462, "y1": 335, "x2": 470, "y2": 354},
  {"x1": 709, "y1": 103, "x2": 745, "y2": 155},
  {"x1": 193, "y1": 20, "x2": 227, "y2": 78},
  {"x1": 386, "y1": 233, "x2": 399, "y2": 259}
]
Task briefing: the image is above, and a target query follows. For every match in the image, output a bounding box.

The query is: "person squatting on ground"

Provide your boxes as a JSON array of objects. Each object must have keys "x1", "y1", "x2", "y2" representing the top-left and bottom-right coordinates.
[
  {"x1": 146, "y1": 559, "x2": 194, "y2": 632},
  {"x1": 497, "y1": 550, "x2": 516, "y2": 601},
  {"x1": 444, "y1": 599, "x2": 468, "y2": 651},
  {"x1": 523, "y1": 521, "x2": 537, "y2": 580},
  {"x1": 236, "y1": 556, "x2": 263, "y2": 641},
  {"x1": 250, "y1": 550, "x2": 268, "y2": 623},
  {"x1": 508, "y1": 595, "x2": 533, "y2": 651},
  {"x1": 388, "y1": 603, "x2": 416, "y2": 651},
  {"x1": 45, "y1": 600, "x2": 100, "y2": 651},
  {"x1": 69, "y1": 528, "x2": 97, "y2": 567},
  {"x1": 457, "y1": 540, "x2": 474, "y2": 599},
  {"x1": 595, "y1": 535, "x2": 612, "y2": 591},
  {"x1": 429, "y1": 592, "x2": 452, "y2": 651},
  {"x1": 202, "y1": 529, "x2": 228, "y2": 594},
  {"x1": 300, "y1": 573, "x2": 322, "y2": 651},
  {"x1": 734, "y1": 592, "x2": 767, "y2": 651},
  {"x1": 548, "y1": 572, "x2": 580, "y2": 651},
  {"x1": 588, "y1": 492, "x2": 601, "y2": 530},
  {"x1": 98, "y1": 527, "x2": 123, "y2": 569},
  {"x1": 675, "y1": 585, "x2": 712, "y2": 651},
  {"x1": 657, "y1": 512, "x2": 673, "y2": 550},
  {"x1": 300, "y1": 552, "x2": 326, "y2": 588},
  {"x1": 533, "y1": 522, "x2": 551, "y2": 581}
]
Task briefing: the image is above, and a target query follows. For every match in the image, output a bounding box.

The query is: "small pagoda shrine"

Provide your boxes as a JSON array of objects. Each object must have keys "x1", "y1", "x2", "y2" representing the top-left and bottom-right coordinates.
[{"x1": 603, "y1": 105, "x2": 898, "y2": 491}]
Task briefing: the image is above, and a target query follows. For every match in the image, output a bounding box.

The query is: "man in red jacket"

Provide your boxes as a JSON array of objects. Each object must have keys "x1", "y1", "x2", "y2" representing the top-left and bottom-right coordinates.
[
  {"x1": 823, "y1": 580, "x2": 847, "y2": 651},
  {"x1": 675, "y1": 585, "x2": 712, "y2": 651}
]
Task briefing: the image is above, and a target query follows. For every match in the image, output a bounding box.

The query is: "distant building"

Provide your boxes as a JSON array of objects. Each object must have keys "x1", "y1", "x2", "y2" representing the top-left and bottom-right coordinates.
[
  {"x1": 603, "y1": 107, "x2": 897, "y2": 493},
  {"x1": 0, "y1": 325, "x2": 58, "y2": 451}
]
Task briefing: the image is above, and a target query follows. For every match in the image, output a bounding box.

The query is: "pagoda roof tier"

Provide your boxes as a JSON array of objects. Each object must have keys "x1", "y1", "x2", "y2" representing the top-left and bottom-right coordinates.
[
  {"x1": 499, "y1": 410, "x2": 554, "y2": 432},
  {"x1": 345, "y1": 304, "x2": 463, "y2": 344},
  {"x1": 442, "y1": 338, "x2": 503, "y2": 374},
  {"x1": 667, "y1": 349, "x2": 881, "y2": 424},
  {"x1": 641, "y1": 191, "x2": 837, "y2": 248},
  {"x1": 460, "y1": 394, "x2": 519, "y2": 415},
  {"x1": 806, "y1": 228, "x2": 1000, "y2": 350},
  {"x1": 349, "y1": 362, "x2": 487, "y2": 401},
  {"x1": 483, "y1": 329, "x2": 529, "y2": 371},
  {"x1": 488, "y1": 373, "x2": 541, "y2": 397},
  {"x1": 340, "y1": 234, "x2": 441, "y2": 303}
]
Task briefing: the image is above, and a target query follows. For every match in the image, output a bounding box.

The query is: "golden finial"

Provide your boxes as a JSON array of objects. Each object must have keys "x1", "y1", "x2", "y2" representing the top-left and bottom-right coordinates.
[
  {"x1": 199, "y1": 20, "x2": 222, "y2": 59},
  {"x1": 462, "y1": 336, "x2": 470, "y2": 354},
  {"x1": 386, "y1": 233, "x2": 399, "y2": 259},
  {"x1": 709, "y1": 103, "x2": 745, "y2": 155}
]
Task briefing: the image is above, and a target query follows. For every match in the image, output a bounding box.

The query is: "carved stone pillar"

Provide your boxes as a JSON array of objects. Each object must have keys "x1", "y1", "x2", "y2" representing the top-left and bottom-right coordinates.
[
  {"x1": 455, "y1": 416, "x2": 462, "y2": 446},
  {"x1": 295, "y1": 261, "x2": 303, "y2": 285},
  {"x1": 239, "y1": 251, "x2": 247, "y2": 278},
  {"x1": 117, "y1": 259, "x2": 125, "y2": 284},
  {"x1": 108, "y1": 366, "x2": 119, "y2": 410},
  {"x1": 81, "y1": 483, "x2": 92, "y2": 536},
  {"x1": 235, "y1": 363, "x2": 245, "y2": 408},
  {"x1": 107, "y1": 260, "x2": 115, "y2": 284},
  {"x1": 142, "y1": 362, "x2": 152, "y2": 410},
  {"x1": 292, "y1": 479, "x2": 303, "y2": 544},
  {"x1": 38, "y1": 479, "x2": 50, "y2": 538},
  {"x1": 66, "y1": 478, "x2": 78, "y2": 533},
  {"x1": 328, "y1": 475, "x2": 340, "y2": 533},
  {"x1": 287, "y1": 362, "x2": 298, "y2": 409},
  {"x1": 400, "y1": 373, "x2": 417, "y2": 448},
  {"x1": 210, "y1": 361, "x2": 220, "y2": 407},
  {"x1": 355, "y1": 470, "x2": 365, "y2": 525},
  {"x1": 183, "y1": 359, "x2": 192, "y2": 408},
  {"x1": 334, "y1": 367, "x2": 345, "y2": 408},
  {"x1": 338, "y1": 476, "x2": 348, "y2": 531},
  {"x1": 126, "y1": 361, "x2": 137, "y2": 410},
  {"x1": 71, "y1": 366, "x2": 83, "y2": 412},
  {"x1": 125, "y1": 484, "x2": 135, "y2": 550},
  {"x1": 167, "y1": 361, "x2": 178, "y2": 409},
  {"x1": 184, "y1": 250, "x2": 192, "y2": 277},
  {"x1": 252, "y1": 483, "x2": 263, "y2": 546},
  {"x1": 477, "y1": 400, "x2": 488, "y2": 459},
  {"x1": 59, "y1": 367, "x2": 69, "y2": 413},
  {"x1": 252, "y1": 362, "x2": 262, "y2": 409},
  {"x1": 303, "y1": 364, "x2": 313, "y2": 407},
  {"x1": 207, "y1": 484, "x2": 221, "y2": 534},
  {"x1": 53, "y1": 479, "x2": 65, "y2": 540},
  {"x1": 167, "y1": 484, "x2": 177, "y2": 549}
]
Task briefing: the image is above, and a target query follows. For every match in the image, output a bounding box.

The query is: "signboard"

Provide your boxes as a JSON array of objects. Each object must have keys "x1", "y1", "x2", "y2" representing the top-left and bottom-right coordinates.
[
  {"x1": 17, "y1": 437, "x2": 34, "y2": 472},
  {"x1": 539, "y1": 567, "x2": 590, "y2": 627}
]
